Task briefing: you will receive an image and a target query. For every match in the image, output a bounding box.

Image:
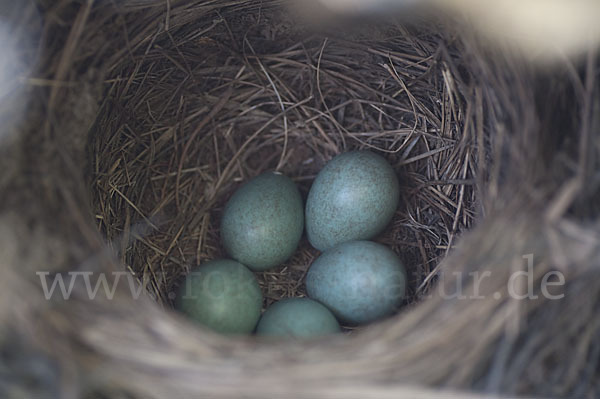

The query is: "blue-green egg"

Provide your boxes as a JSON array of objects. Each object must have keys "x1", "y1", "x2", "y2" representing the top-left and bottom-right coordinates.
[
  {"x1": 221, "y1": 172, "x2": 304, "y2": 271},
  {"x1": 305, "y1": 151, "x2": 400, "y2": 251},
  {"x1": 176, "y1": 259, "x2": 262, "y2": 335},
  {"x1": 305, "y1": 240, "x2": 406, "y2": 325},
  {"x1": 256, "y1": 298, "x2": 341, "y2": 338}
]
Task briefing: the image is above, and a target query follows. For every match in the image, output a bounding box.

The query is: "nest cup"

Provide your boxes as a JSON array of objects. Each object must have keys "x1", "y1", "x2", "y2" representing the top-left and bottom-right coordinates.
[
  {"x1": 91, "y1": 5, "x2": 477, "y2": 310},
  {"x1": 2, "y1": 1, "x2": 600, "y2": 398}
]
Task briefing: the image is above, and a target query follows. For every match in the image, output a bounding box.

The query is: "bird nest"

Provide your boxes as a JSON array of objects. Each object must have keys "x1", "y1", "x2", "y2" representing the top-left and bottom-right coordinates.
[
  {"x1": 90, "y1": 5, "x2": 476, "y2": 312},
  {"x1": 1, "y1": 1, "x2": 599, "y2": 398}
]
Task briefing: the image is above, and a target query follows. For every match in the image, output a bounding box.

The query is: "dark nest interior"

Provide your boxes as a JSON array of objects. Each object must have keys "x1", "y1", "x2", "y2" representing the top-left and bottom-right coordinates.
[{"x1": 90, "y1": 6, "x2": 477, "y2": 315}]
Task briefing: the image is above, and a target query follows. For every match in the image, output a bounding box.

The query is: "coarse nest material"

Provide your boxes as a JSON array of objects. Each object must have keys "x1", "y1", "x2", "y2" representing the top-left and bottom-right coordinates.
[
  {"x1": 0, "y1": 1, "x2": 599, "y2": 399},
  {"x1": 90, "y1": 4, "x2": 476, "y2": 313}
]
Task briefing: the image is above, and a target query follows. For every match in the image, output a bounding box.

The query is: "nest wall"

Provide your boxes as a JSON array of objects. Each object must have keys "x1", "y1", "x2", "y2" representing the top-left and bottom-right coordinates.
[{"x1": 0, "y1": 1, "x2": 599, "y2": 398}]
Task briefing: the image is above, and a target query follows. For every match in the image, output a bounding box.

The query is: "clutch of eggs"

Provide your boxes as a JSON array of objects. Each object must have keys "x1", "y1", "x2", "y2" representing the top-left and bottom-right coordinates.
[{"x1": 176, "y1": 150, "x2": 404, "y2": 335}]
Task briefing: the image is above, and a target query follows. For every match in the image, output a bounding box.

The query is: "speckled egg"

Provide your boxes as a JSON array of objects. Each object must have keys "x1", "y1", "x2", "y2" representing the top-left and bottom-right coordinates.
[
  {"x1": 221, "y1": 172, "x2": 304, "y2": 271},
  {"x1": 176, "y1": 259, "x2": 262, "y2": 335},
  {"x1": 256, "y1": 298, "x2": 341, "y2": 338},
  {"x1": 305, "y1": 151, "x2": 399, "y2": 251},
  {"x1": 305, "y1": 240, "x2": 406, "y2": 325}
]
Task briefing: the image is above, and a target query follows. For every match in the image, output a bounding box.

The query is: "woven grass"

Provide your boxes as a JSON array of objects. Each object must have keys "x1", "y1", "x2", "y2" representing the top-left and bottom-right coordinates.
[
  {"x1": 90, "y1": 5, "x2": 476, "y2": 313},
  {"x1": 0, "y1": 1, "x2": 599, "y2": 398}
]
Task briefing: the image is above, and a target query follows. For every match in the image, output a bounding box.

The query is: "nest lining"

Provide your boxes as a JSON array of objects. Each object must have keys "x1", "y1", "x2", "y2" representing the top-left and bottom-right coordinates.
[{"x1": 90, "y1": 6, "x2": 477, "y2": 314}]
